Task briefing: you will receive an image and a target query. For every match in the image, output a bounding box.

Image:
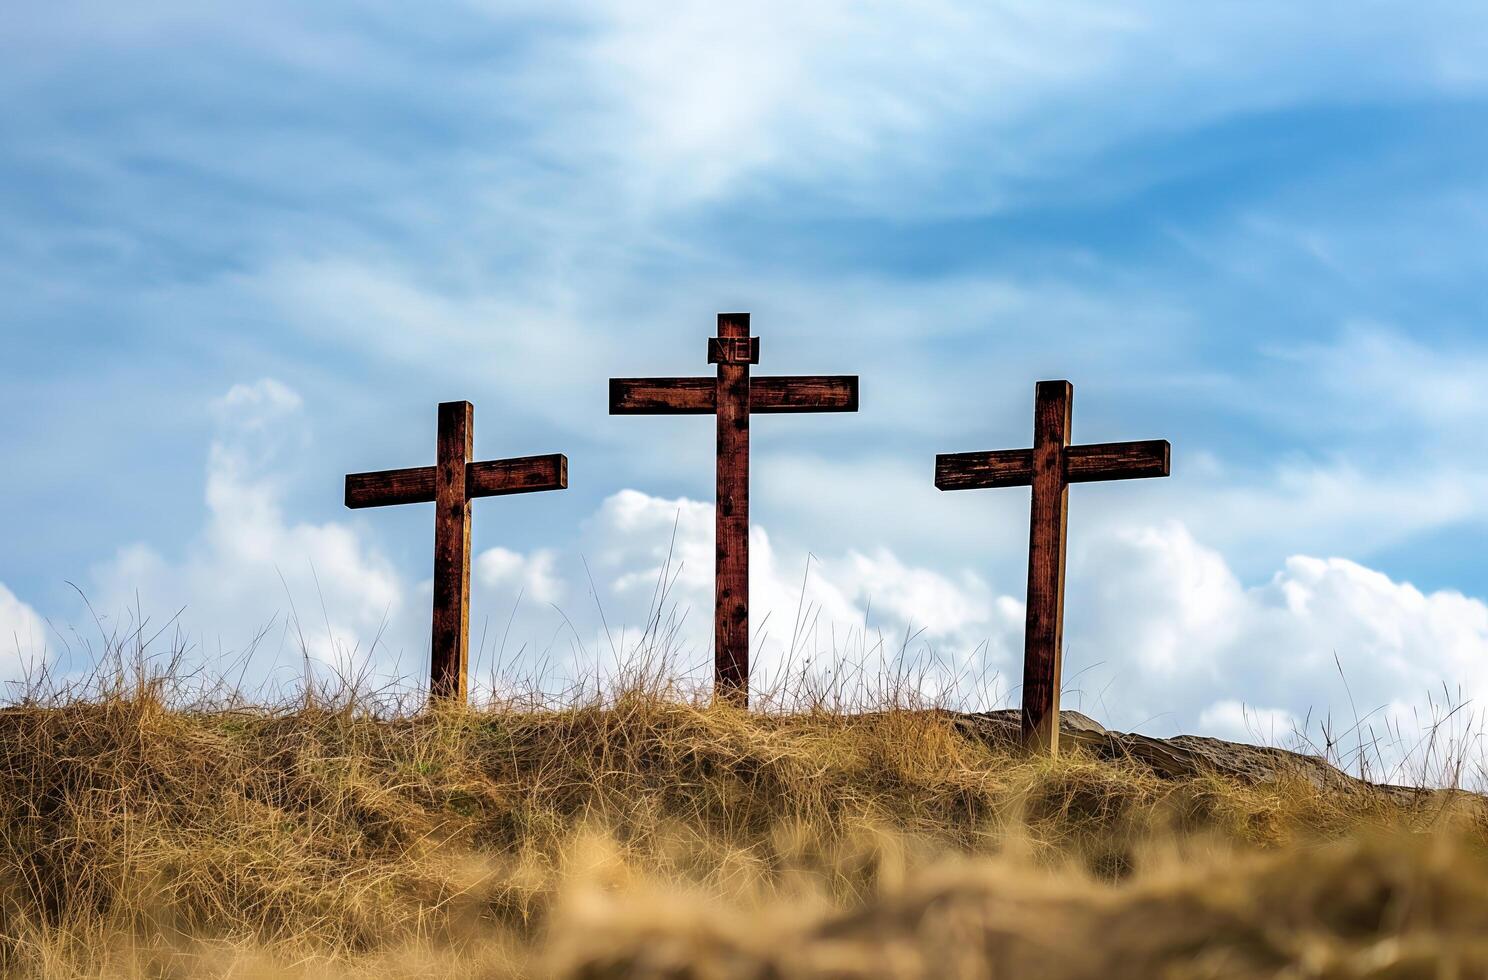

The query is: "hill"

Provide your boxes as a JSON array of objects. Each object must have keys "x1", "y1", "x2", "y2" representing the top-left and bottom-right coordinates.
[{"x1": 1, "y1": 689, "x2": 1485, "y2": 978}]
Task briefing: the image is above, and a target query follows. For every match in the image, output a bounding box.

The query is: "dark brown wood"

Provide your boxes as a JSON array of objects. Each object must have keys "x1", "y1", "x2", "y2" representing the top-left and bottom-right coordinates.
[
  {"x1": 610, "y1": 377, "x2": 716, "y2": 414},
  {"x1": 1023, "y1": 381, "x2": 1071, "y2": 754},
  {"x1": 1065, "y1": 440, "x2": 1170, "y2": 484},
  {"x1": 751, "y1": 376, "x2": 859, "y2": 413},
  {"x1": 608, "y1": 313, "x2": 860, "y2": 705},
  {"x1": 715, "y1": 313, "x2": 751, "y2": 705},
  {"x1": 934, "y1": 448, "x2": 1034, "y2": 490},
  {"x1": 346, "y1": 465, "x2": 436, "y2": 508},
  {"x1": 934, "y1": 382, "x2": 1171, "y2": 756},
  {"x1": 934, "y1": 440, "x2": 1169, "y2": 492},
  {"x1": 610, "y1": 375, "x2": 859, "y2": 415},
  {"x1": 344, "y1": 402, "x2": 568, "y2": 704},
  {"x1": 431, "y1": 401, "x2": 473, "y2": 703},
  {"x1": 466, "y1": 454, "x2": 568, "y2": 498}
]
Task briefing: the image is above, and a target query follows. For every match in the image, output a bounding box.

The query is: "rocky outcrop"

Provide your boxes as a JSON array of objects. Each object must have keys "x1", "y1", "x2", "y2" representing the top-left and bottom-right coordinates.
[{"x1": 951, "y1": 710, "x2": 1427, "y2": 796}]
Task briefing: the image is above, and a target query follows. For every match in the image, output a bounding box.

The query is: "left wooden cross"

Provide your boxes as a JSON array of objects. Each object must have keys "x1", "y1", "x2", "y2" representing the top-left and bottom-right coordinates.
[{"x1": 345, "y1": 401, "x2": 568, "y2": 702}]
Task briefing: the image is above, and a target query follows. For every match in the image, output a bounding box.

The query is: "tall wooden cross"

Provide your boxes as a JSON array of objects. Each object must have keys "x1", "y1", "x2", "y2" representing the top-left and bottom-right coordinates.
[
  {"x1": 345, "y1": 401, "x2": 568, "y2": 702},
  {"x1": 935, "y1": 381, "x2": 1170, "y2": 755},
  {"x1": 610, "y1": 313, "x2": 859, "y2": 706}
]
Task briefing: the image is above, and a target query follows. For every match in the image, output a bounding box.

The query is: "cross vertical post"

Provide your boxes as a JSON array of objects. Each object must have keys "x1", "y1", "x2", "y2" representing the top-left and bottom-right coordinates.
[
  {"x1": 345, "y1": 400, "x2": 568, "y2": 704},
  {"x1": 934, "y1": 380, "x2": 1170, "y2": 755},
  {"x1": 1024, "y1": 381, "x2": 1072, "y2": 753},
  {"x1": 431, "y1": 400, "x2": 474, "y2": 702},
  {"x1": 713, "y1": 313, "x2": 753, "y2": 702}
]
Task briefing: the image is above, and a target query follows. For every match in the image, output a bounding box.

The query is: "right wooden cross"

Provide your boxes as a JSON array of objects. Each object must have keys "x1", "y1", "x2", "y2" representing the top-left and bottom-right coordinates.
[{"x1": 935, "y1": 381, "x2": 1171, "y2": 755}]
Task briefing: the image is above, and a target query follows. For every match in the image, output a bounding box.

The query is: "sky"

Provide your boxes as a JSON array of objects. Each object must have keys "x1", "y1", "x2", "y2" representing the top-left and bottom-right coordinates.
[{"x1": 5, "y1": 1, "x2": 1488, "y2": 778}]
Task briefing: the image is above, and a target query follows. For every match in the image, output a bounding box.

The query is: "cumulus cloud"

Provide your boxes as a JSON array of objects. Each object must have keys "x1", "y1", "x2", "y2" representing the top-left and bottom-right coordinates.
[
  {"x1": 88, "y1": 379, "x2": 408, "y2": 688},
  {"x1": 1067, "y1": 522, "x2": 1488, "y2": 780},
  {"x1": 578, "y1": 488, "x2": 1012, "y2": 696},
  {"x1": 0, "y1": 582, "x2": 48, "y2": 687},
  {"x1": 475, "y1": 547, "x2": 564, "y2": 606}
]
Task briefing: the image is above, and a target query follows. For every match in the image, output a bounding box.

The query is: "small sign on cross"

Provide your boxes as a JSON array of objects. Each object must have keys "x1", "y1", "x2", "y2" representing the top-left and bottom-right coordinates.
[
  {"x1": 345, "y1": 401, "x2": 568, "y2": 703},
  {"x1": 935, "y1": 381, "x2": 1170, "y2": 755},
  {"x1": 611, "y1": 313, "x2": 859, "y2": 706}
]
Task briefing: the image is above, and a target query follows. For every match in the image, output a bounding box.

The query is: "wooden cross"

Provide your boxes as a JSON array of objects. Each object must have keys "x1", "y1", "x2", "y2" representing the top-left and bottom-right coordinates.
[
  {"x1": 345, "y1": 401, "x2": 568, "y2": 702},
  {"x1": 935, "y1": 381, "x2": 1170, "y2": 755},
  {"x1": 610, "y1": 313, "x2": 859, "y2": 706}
]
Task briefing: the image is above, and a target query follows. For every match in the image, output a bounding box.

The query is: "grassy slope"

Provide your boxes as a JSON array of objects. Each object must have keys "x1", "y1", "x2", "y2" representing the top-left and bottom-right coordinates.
[{"x1": 1, "y1": 688, "x2": 1485, "y2": 978}]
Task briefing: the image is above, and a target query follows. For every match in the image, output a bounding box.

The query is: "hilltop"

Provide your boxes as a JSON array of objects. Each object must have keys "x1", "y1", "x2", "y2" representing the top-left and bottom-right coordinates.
[{"x1": 1, "y1": 690, "x2": 1484, "y2": 978}]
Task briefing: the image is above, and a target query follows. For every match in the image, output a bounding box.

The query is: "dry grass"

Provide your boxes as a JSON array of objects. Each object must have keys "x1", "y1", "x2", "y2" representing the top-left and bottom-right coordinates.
[{"x1": 0, "y1": 618, "x2": 1484, "y2": 980}]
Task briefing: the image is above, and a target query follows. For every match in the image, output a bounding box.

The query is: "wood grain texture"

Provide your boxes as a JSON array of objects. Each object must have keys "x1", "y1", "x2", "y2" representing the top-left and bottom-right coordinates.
[
  {"x1": 1022, "y1": 380, "x2": 1071, "y2": 755},
  {"x1": 936, "y1": 440, "x2": 1170, "y2": 491},
  {"x1": 715, "y1": 313, "x2": 751, "y2": 706},
  {"x1": 750, "y1": 376, "x2": 859, "y2": 413},
  {"x1": 1065, "y1": 440, "x2": 1170, "y2": 483},
  {"x1": 610, "y1": 377, "x2": 716, "y2": 414},
  {"x1": 430, "y1": 401, "x2": 473, "y2": 703},
  {"x1": 934, "y1": 449, "x2": 1034, "y2": 490},
  {"x1": 611, "y1": 375, "x2": 859, "y2": 415},
  {"x1": 345, "y1": 466, "x2": 436, "y2": 508},
  {"x1": 466, "y1": 454, "x2": 568, "y2": 497}
]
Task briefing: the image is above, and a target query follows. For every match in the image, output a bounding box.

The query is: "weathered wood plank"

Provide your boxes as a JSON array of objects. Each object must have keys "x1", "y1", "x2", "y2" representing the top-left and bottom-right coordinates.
[
  {"x1": 610, "y1": 377, "x2": 716, "y2": 414},
  {"x1": 750, "y1": 376, "x2": 859, "y2": 413},
  {"x1": 934, "y1": 449, "x2": 1034, "y2": 490},
  {"x1": 1065, "y1": 440, "x2": 1170, "y2": 483},
  {"x1": 1023, "y1": 380, "x2": 1072, "y2": 755},
  {"x1": 611, "y1": 375, "x2": 860, "y2": 415},
  {"x1": 715, "y1": 313, "x2": 751, "y2": 706},
  {"x1": 466, "y1": 454, "x2": 568, "y2": 498},
  {"x1": 345, "y1": 466, "x2": 436, "y2": 508},
  {"x1": 430, "y1": 401, "x2": 473, "y2": 703}
]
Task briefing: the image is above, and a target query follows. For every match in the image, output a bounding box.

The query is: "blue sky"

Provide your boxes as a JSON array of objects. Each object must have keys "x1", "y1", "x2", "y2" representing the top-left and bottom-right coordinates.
[{"x1": 5, "y1": 2, "x2": 1488, "y2": 770}]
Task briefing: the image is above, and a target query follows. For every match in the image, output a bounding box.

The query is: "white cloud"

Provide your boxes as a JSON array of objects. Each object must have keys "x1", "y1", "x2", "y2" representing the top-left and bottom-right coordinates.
[
  {"x1": 1289, "y1": 323, "x2": 1488, "y2": 440},
  {"x1": 0, "y1": 582, "x2": 48, "y2": 687},
  {"x1": 1198, "y1": 700, "x2": 1300, "y2": 744},
  {"x1": 89, "y1": 379, "x2": 408, "y2": 687},
  {"x1": 1067, "y1": 522, "x2": 1488, "y2": 782},
  {"x1": 476, "y1": 547, "x2": 564, "y2": 606}
]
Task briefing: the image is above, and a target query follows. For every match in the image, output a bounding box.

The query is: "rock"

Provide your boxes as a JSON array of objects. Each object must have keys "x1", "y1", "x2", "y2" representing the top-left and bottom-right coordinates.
[{"x1": 950, "y1": 709, "x2": 1406, "y2": 794}]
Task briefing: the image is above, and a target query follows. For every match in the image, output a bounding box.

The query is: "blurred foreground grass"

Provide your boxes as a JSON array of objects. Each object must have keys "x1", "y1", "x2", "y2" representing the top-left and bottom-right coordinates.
[{"x1": 2, "y1": 678, "x2": 1485, "y2": 978}]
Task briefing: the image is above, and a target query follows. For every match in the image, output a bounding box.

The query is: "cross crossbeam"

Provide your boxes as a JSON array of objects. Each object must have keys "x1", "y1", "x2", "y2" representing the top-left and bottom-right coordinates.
[
  {"x1": 346, "y1": 454, "x2": 568, "y2": 508},
  {"x1": 345, "y1": 401, "x2": 568, "y2": 702},
  {"x1": 935, "y1": 440, "x2": 1169, "y2": 490},
  {"x1": 935, "y1": 381, "x2": 1171, "y2": 755},
  {"x1": 610, "y1": 376, "x2": 860, "y2": 414},
  {"x1": 610, "y1": 313, "x2": 859, "y2": 705}
]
